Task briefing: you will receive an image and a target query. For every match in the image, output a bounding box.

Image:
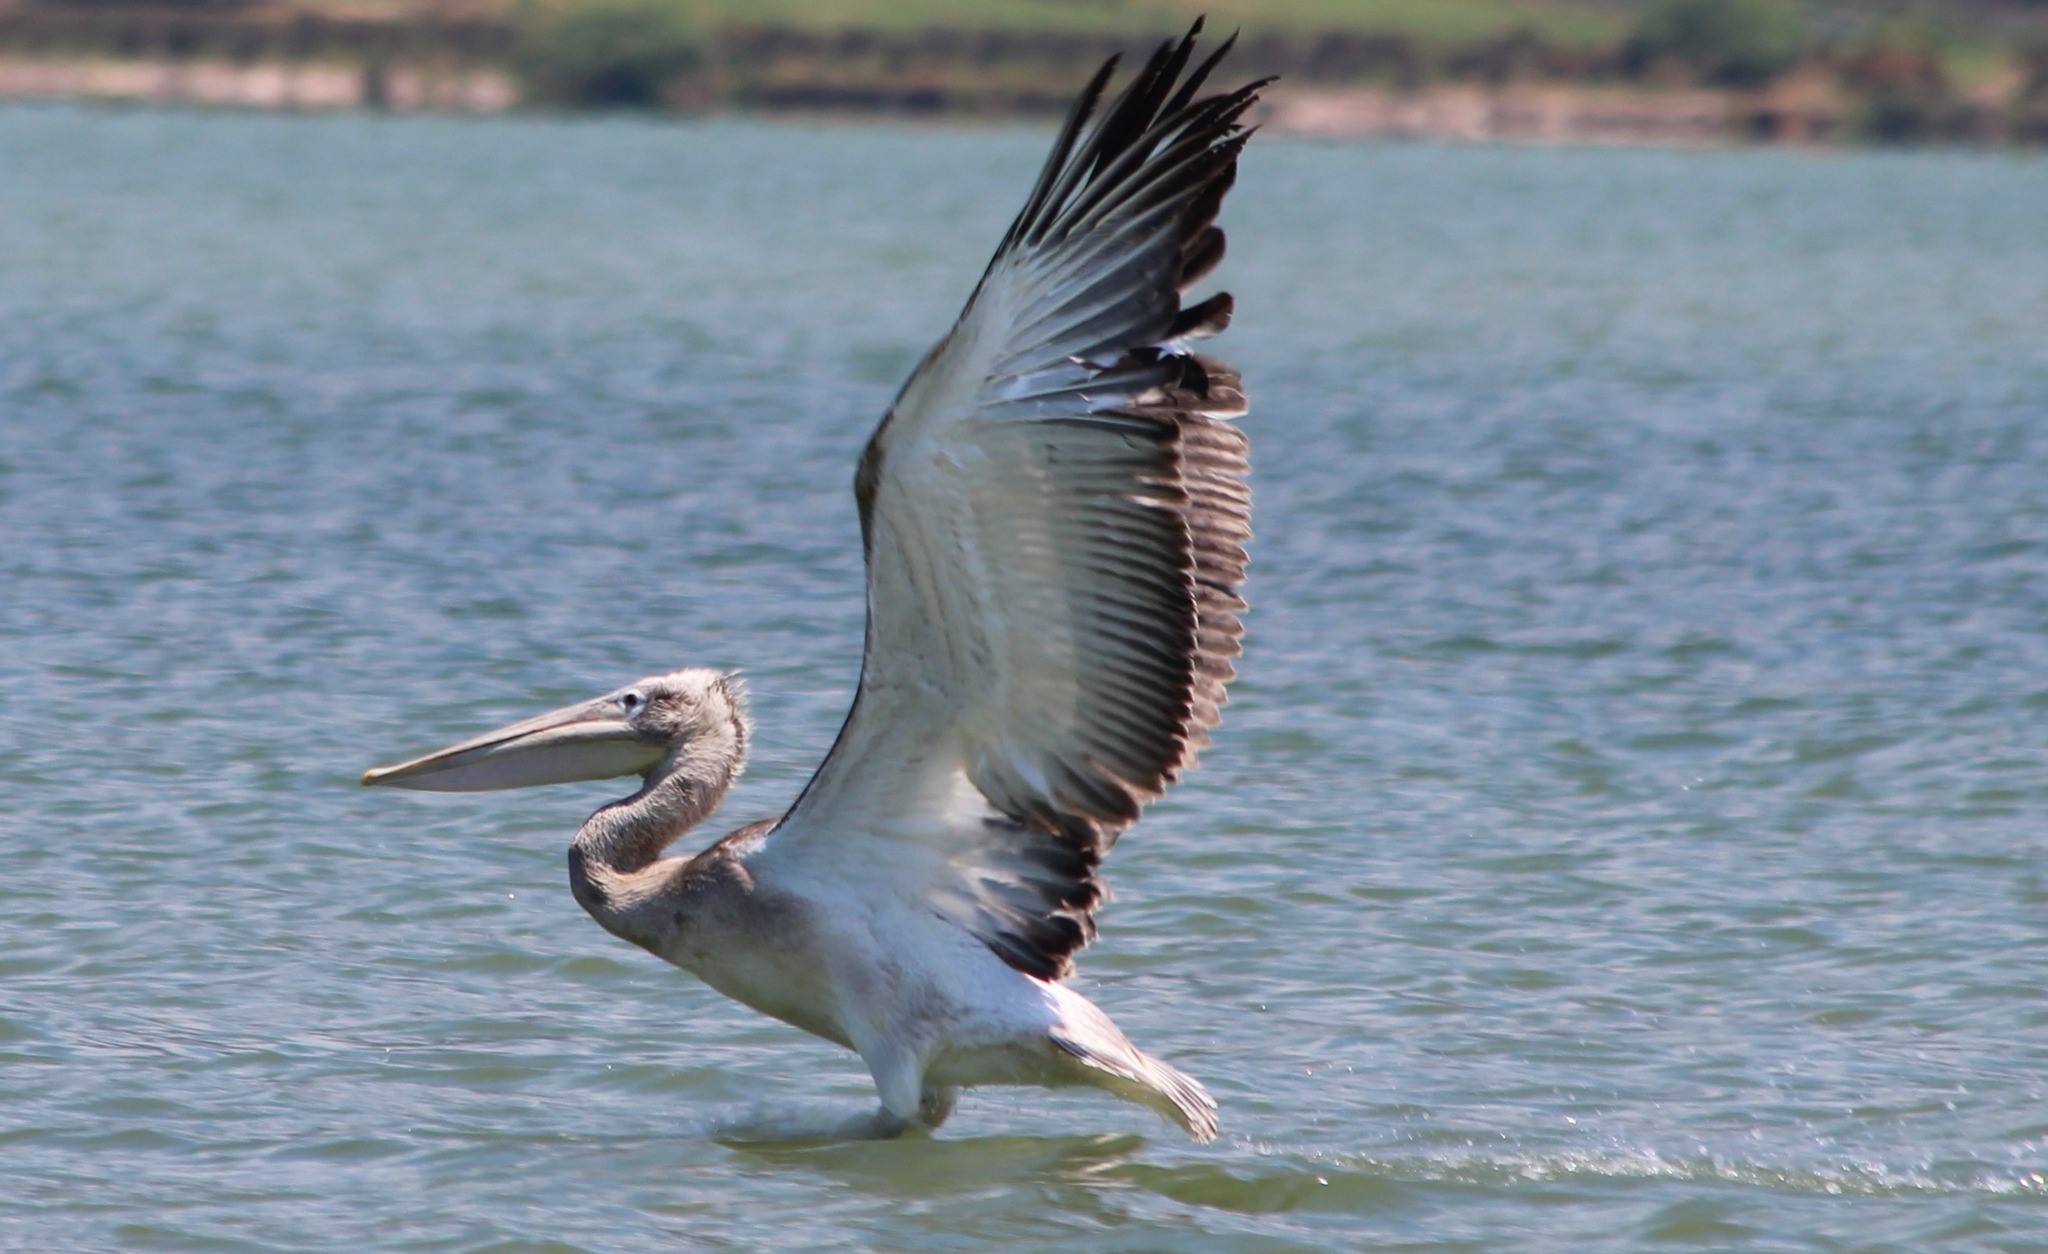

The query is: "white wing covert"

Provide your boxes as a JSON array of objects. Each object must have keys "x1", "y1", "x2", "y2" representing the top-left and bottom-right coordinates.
[{"x1": 766, "y1": 27, "x2": 1261, "y2": 980}]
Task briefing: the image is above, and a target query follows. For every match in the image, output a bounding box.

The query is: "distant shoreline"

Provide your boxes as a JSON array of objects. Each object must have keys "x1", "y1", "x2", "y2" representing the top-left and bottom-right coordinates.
[
  {"x1": 0, "y1": 58, "x2": 2017, "y2": 151},
  {"x1": 1, "y1": 0, "x2": 2042, "y2": 150}
]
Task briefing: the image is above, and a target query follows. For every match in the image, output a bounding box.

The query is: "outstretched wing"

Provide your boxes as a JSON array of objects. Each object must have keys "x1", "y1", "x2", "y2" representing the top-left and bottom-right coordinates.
[{"x1": 762, "y1": 26, "x2": 1261, "y2": 980}]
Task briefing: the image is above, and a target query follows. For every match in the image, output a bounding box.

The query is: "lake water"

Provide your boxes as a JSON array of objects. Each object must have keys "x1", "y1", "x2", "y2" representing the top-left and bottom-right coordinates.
[{"x1": 4, "y1": 104, "x2": 2047, "y2": 1249}]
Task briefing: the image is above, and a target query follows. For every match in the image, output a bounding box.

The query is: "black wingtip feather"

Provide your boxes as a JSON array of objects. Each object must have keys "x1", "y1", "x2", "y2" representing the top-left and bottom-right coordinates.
[
  {"x1": 1000, "y1": 20, "x2": 1263, "y2": 255},
  {"x1": 1166, "y1": 26, "x2": 1238, "y2": 116},
  {"x1": 999, "y1": 55, "x2": 1121, "y2": 260}
]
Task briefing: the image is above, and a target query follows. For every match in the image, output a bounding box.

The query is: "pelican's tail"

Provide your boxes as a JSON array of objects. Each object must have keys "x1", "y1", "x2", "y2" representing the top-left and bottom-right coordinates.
[
  {"x1": 1050, "y1": 1028, "x2": 1219, "y2": 1143},
  {"x1": 1133, "y1": 1049, "x2": 1221, "y2": 1144},
  {"x1": 1048, "y1": 1008, "x2": 1220, "y2": 1147}
]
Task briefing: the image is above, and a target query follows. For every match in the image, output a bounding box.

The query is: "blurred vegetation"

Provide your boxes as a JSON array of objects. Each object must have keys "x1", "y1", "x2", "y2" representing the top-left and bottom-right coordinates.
[
  {"x1": 627, "y1": 0, "x2": 1628, "y2": 48},
  {"x1": 1626, "y1": 0, "x2": 1808, "y2": 85},
  {"x1": 2016, "y1": 40, "x2": 2048, "y2": 140},
  {"x1": 513, "y1": 0, "x2": 702, "y2": 107},
  {"x1": 1839, "y1": 22, "x2": 1955, "y2": 139}
]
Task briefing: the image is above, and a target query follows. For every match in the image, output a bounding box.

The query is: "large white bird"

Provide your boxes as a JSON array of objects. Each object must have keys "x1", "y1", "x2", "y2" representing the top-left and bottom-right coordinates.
[{"x1": 366, "y1": 24, "x2": 1260, "y2": 1141}]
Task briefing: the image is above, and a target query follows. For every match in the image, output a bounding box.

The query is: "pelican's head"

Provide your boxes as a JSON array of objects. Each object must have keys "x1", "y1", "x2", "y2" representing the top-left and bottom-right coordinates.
[{"x1": 363, "y1": 669, "x2": 748, "y2": 793}]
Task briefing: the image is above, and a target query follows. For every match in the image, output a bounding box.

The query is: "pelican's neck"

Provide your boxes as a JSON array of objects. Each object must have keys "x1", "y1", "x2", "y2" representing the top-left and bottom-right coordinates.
[
  {"x1": 575, "y1": 751, "x2": 739, "y2": 873},
  {"x1": 568, "y1": 719, "x2": 747, "y2": 944}
]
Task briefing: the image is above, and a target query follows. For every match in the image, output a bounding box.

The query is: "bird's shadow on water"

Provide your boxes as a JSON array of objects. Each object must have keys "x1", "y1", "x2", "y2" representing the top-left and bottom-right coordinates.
[
  {"x1": 711, "y1": 1106, "x2": 911, "y2": 1144},
  {"x1": 713, "y1": 1112, "x2": 1148, "y2": 1195},
  {"x1": 708, "y1": 1118, "x2": 1419, "y2": 1218}
]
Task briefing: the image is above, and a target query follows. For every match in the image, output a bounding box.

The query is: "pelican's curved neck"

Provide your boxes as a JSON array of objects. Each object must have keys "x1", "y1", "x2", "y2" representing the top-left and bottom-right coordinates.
[
  {"x1": 574, "y1": 749, "x2": 739, "y2": 875},
  {"x1": 561, "y1": 692, "x2": 753, "y2": 946},
  {"x1": 567, "y1": 714, "x2": 748, "y2": 948}
]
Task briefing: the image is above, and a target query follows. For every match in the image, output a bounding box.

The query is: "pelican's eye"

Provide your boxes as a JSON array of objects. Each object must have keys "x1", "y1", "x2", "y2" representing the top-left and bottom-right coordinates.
[{"x1": 619, "y1": 690, "x2": 645, "y2": 715}]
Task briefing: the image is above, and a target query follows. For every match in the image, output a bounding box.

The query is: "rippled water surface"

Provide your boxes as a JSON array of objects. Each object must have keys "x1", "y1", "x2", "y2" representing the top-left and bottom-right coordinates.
[{"x1": 4, "y1": 105, "x2": 2048, "y2": 1249}]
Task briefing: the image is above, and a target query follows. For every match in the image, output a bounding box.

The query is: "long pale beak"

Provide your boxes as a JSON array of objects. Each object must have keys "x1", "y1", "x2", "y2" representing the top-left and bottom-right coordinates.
[{"x1": 363, "y1": 697, "x2": 665, "y2": 792}]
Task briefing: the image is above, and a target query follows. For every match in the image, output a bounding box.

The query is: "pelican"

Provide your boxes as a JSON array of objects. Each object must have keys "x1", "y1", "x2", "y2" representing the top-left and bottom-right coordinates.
[{"x1": 365, "y1": 24, "x2": 1260, "y2": 1142}]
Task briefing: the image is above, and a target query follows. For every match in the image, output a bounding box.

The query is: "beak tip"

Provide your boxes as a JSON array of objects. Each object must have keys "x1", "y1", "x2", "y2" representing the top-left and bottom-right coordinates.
[{"x1": 362, "y1": 767, "x2": 390, "y2": 787}]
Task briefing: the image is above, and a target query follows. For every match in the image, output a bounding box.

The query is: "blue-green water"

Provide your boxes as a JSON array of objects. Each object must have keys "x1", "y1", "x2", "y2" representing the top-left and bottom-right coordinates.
[{"x1": 4, "y1": 105, "x2": 2048, "y2": 1249}]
